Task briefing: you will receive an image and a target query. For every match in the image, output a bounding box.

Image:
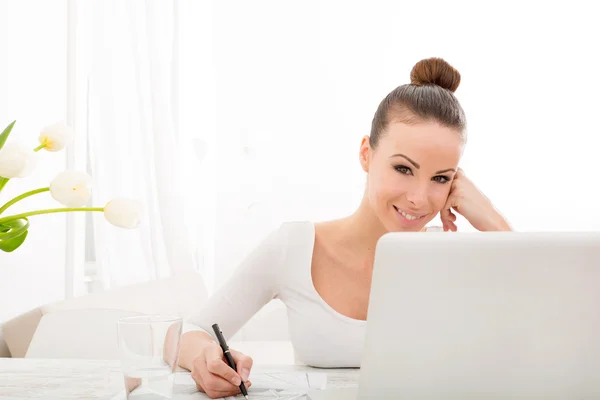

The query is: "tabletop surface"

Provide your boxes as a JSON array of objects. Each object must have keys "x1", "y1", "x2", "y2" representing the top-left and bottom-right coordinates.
[{"x1": 0, "y1": 358, "x2": 360, "y2": 399}]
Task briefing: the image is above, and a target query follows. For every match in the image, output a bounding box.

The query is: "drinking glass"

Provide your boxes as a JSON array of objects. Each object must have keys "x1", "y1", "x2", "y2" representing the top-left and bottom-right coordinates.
[{"x1": 117, "y1": 315, "x2": 183, "y2": 399}]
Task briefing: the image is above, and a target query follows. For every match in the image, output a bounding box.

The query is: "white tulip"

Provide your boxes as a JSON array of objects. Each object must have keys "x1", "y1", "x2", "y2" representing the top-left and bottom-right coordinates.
[
  {"x1": 104, "y1": 198, "x2": 141, "y2": 229},
  {"x1": 39, "y1": 122, "x2": 74, "y2": 152},
  {"x1": 50, "y1": 171, "x2": 92, "y2": 207},
  {"x1": 0, "y1": 142, "x2": 36, "y2": 178}
]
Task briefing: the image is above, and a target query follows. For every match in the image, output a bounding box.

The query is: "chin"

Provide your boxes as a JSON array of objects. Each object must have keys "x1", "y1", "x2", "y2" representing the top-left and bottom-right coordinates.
[
  {"x1": 381, "y1": 218, "x2": 426, "y2": 233},
  {"x1": 399, "y1": 224, "x2": 426, "y2": 233}
]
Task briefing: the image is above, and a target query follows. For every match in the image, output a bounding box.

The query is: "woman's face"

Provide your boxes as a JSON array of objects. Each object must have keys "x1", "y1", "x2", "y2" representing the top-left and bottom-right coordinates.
[{"x1": 360, "y1": 120, "x2": 463, "y2": 232}]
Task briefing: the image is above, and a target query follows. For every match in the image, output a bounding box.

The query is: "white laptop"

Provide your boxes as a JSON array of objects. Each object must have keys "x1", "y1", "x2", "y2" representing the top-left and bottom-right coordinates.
[{"x1": 308, "y1": 231, "x2": 600, "y2": 399}]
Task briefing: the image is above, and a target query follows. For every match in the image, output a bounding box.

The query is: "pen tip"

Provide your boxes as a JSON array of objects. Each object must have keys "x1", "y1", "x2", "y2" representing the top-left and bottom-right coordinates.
[{"x1": 244, "y1": 396, "x2": 249, "y2": 400}]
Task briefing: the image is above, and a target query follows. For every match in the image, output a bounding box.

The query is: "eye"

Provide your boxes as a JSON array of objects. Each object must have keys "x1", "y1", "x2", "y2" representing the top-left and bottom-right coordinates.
[
  {"x1": 394, "y1": 165, "x2": 413, "y2": 175},
  {"x1": 432, "y1": 175, "x2": 451, "y2": 184}
]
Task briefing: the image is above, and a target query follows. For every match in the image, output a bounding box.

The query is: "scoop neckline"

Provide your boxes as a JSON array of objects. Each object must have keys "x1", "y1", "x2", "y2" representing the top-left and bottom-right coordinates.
[
  {"x1": 302, "y1": 221, "x2": 441, "y2": 326},
  {"x1": 305, "y1": 221, "x2": 368, "y2": 326}
]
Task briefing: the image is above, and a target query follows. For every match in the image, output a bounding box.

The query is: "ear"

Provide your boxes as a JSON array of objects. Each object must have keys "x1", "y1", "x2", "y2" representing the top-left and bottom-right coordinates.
[{"x1": 359, "y1": 136, "x2": 371, "y2": 173}]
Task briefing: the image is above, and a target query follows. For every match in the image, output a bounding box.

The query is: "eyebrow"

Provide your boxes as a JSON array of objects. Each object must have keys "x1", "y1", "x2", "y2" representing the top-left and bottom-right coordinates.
[
  {"x1": 390, "y1": 154, "x2": 456, "y2": 174},
  {"x1": 391, "y1": 153, "x2": 420, "y2": 169},
  {"x1": 434, "y1": 168, "x2": 456, "y2": 174}
]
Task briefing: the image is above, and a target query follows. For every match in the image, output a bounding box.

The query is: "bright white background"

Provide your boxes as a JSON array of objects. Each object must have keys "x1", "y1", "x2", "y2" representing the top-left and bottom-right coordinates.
[{"x1": 1, "y1": 0, "x2": 598, "y2": 322}]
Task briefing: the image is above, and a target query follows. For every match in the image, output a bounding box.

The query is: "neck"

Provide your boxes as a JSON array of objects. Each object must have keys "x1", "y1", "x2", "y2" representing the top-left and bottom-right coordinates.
[{"x1": 338, "y1": 195, "x2": 389, "y2": 258}]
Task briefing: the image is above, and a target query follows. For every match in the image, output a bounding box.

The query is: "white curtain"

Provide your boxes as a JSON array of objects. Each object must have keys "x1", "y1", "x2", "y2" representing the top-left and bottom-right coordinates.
[{"x1": 78, "y1": 0, "x2": 199, "y2": 288}]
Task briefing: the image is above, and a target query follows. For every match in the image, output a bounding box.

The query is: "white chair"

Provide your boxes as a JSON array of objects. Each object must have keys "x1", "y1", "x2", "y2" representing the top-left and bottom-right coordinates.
[
  {"x1": 6, "y1": 270, "x2": 296, "y2": 364},
  {"x1": 0, "y1": 329, "x2": 10, "y2": 358},
  {"x1": 2, "y1": 271, "x2": 208, "y2": 358},
  {"x1": 25, "y1": 308, "x2": 142, "y2": 359}
]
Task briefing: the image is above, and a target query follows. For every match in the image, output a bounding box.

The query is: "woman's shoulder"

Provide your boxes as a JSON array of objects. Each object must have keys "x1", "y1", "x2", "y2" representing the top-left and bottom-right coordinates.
[
  {"x1": 259, "y1": 221, "x2": 315, "y2": 277},
  {"x1": 233, "y1": 221, "x2": 315, "y2": 276},
  {"x1": 277, "y1": 220, "x2": 315, "y2": 243},
  {"x1": 280, "y1": 220, "x2": 315, "y2": 229},
  {"x1": 253, "y1": 221, "x2": 315, "y2": 252}
]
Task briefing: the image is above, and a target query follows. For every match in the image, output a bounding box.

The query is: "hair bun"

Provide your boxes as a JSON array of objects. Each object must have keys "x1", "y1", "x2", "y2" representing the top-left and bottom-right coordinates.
[{"x1": 410, "y1": 57, "x2": 461, "y2": 93}]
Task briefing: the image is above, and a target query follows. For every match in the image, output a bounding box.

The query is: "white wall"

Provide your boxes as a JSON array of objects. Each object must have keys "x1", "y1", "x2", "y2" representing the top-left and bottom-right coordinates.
[{"x1": 0, "y1": 1, "x2": 67, "y2": 322}]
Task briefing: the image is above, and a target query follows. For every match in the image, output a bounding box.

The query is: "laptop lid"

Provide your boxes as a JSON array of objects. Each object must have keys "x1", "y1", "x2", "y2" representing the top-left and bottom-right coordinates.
[{"x1": 357, "y1": 232, "x2": 600, "y2": 399}]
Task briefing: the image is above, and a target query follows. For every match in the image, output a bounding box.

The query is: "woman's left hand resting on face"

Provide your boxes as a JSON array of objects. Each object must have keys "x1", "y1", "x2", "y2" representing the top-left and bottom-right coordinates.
[{"x1": 440, "y1": 168, "x2": 512, "y2": 232}]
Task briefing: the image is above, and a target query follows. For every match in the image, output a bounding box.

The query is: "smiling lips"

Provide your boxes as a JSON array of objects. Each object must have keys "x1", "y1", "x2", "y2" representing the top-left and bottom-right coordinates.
[{"x1": 393, "y1": 205, "x2": 427, "y2": 225}]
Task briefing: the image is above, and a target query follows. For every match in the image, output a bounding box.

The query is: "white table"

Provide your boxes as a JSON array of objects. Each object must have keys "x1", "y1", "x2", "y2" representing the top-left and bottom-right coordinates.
[{"x1": 0, "y1": 358, "x2": 360, "y2": 399}]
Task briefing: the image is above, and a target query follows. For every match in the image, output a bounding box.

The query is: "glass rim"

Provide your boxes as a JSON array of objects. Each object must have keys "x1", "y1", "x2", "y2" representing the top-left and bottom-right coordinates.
[{"x1": 117, "y1": 315, "x2": 183, "y2": 324}]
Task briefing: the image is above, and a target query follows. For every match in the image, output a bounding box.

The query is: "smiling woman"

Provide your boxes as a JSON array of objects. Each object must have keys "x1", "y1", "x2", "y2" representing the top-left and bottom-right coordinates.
[
  {"x1": 358, "y1": 57, "x2": 509, "y2": 234},
  {"x1": 361, "y1": 121, "x2": 463, "y2": 232},
  {"x1": 178, "y1": 57, "x2": 512, "y2": 398}
]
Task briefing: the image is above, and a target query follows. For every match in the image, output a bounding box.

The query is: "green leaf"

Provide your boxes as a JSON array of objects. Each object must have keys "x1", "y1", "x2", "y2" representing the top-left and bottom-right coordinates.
[
  {"x1": 0, "y1": 120, "x2": 16, "y2": 150},
  {"x1": 0, "y1": 230, "x2": 28, "y2": 252},
  {"x1": 0, "y1": 218, "x2": 29, "y2": 239},
  {"x1": 0, "y1": 217, "x2": 29, "y2": 252}
]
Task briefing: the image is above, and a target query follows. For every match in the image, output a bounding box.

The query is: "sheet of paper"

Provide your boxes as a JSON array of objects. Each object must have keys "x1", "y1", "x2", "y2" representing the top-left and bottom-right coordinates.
[
  {"x1": 324, "y1": 370, "x2": 360, "y2": 389},
  {"x1": 111, "y1": 371, "x2": 346, "y2": 399},
  {"x1": 251, "y1": 372, "x2": 309, "y2": 390},
  {"x1": 306, "y1": 373, "x2": 327, "y2": 390}
]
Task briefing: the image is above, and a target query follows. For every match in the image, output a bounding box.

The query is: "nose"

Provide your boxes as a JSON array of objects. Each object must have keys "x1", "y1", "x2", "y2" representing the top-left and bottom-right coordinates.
[{"x1": 405, "y1": 182, "x2": 428, "y2": 208}]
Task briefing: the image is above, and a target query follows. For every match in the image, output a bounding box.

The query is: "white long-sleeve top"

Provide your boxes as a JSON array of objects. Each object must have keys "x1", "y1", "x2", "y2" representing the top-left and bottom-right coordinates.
[{"x1": 186, "y1": 221, "x2": 439, "y2": 368}]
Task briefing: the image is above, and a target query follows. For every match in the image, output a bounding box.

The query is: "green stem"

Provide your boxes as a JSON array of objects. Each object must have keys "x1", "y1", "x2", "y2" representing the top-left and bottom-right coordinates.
[
  {"x1": 0, "y1": 187, "x2": 50, "y2": 215},
  {"x1": 0, "y1": 207, "x2": 104, "y2": 225},
  {"x1": 0, "y1": 177, "x2": 8, "y2": 192},
  {"x1": 33, "y1": 144, "x2": 45, "y2": 152}
]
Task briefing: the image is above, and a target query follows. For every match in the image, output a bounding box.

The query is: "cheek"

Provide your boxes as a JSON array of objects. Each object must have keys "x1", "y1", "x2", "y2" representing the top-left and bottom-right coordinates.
[
  {"x1": 369, "y1": 170, "x2": 405, "y2": 202},
  {"x1": 429, "y1": 185, "x2": 452, "y2": 210}
]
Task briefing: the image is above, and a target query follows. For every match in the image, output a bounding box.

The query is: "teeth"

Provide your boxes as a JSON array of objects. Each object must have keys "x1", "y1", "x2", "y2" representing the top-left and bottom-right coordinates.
[{"x1": 397, "y1": 208, "x2": 421, "y2": 220}]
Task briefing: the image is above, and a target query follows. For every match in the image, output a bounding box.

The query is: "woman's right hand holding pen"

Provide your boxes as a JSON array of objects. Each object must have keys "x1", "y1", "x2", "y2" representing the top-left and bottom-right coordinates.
[{"x1": 191, "y1": 340, "x2": 253, "y2": 399}]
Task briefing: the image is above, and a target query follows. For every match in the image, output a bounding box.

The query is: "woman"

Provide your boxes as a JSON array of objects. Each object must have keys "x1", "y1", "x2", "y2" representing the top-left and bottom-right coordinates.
[{"x1": 178, "y1": 57, "x2": 511, "y2": 398}]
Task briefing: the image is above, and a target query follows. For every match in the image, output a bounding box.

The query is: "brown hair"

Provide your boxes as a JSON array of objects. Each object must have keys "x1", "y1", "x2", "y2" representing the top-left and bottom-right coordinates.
[{"x1": 369, "y1": 57, "x2": 467, "y2": 148}]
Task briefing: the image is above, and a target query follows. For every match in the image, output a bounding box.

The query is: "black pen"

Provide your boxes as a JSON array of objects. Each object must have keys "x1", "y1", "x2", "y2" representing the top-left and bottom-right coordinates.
[{"x1": 212, "y1": 323, "x2": 249, "y2": 399}]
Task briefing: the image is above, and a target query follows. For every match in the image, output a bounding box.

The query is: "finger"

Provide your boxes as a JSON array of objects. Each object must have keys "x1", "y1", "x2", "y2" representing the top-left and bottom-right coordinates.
[
  {"x1": 202, "y1": 376, "x2": 241, "y2": 393},
  {"x1": 440, "y1": 204, "x2": 453, "y2": 231},
  {"x1": 194, "y1": 372, "x2": 206, "y2": 392},
  {"x1": 440, "y1": 204, "x2": 451, "y2": 221},
  {"x1": 125, "y1": 376, "x2": 142, "y2": 393},
  {"x1": 230, "y1": 349, "x2": 253, "y2": 382},
  {"x1": 195, "y1": 347, "x2": 242, "y2": 392},
  {"x1": 204, "y1": 345, "x2": 242, "y2": 385},
  {"x1": 200, "y1": 381, "x2": 252, "y2": 398},
  {"x1": 195, "y1": 359, "x2": 241, "y2": 394},
  {"x1": 442, "y1": 208, "x2": 457, "y2": 222},
  {"x1": 440, "y1": 209, "x2": 450, "y2": 231},
  {"x1": 441, "y1": 190, "x2": 458, "y2": 218},
  {"x1": 203, "y1": 381, "x2": 252, "y2": 399},
  {"x1": 206, "y1": 358, "x2": 242, "y2": 387},
  {"x1": 447, "y1": 220, "x2": 458, "y2": 232},
  {"x1": 441, "y1": 214, "x2": 449, "y2": 232}
]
